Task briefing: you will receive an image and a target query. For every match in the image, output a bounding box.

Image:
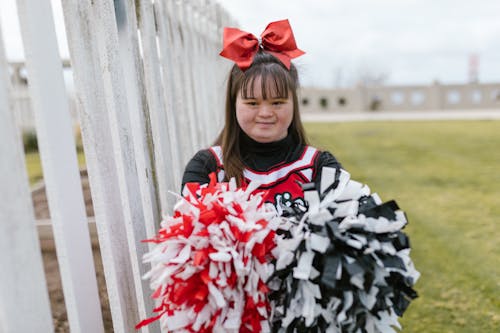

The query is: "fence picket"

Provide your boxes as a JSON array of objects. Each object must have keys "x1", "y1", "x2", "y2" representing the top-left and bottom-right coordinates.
[
  {"x1": 137, "y1": 0, "x2": 180, "y2": 212},
  {"x1": 187, "y1": 0, "x2": 209, "y2": 147},
  {"x1": 166, "y1": 0, "x2": 197, "y2": 165},
  {"x1": 105, "y1": 0, "x2": 162, "y2": 330},
  {"x1": 15, "y1": 0, "x2": 105, "y2": 331},
  {"x1": 60, "y1": 1, "x2": 141, "y2": 331},
  {"x1": 0, "y1": 23, "x2": 54, "y2": 333},
  {"x1": 177, "y1": 0, "x2": 203, "y2": 150},
  {"x1": 190, "y1": 1, "x2": 207, "y2": 145}
]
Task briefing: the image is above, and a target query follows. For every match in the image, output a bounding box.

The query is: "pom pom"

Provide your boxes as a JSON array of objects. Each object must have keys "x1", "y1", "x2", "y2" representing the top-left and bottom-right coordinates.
[
  {"x1": 137, "y1": 175, "x2": 281, "y2": 332},
  {"x1": 269, "y1": 167, "x2": 420, "y2": 332}
]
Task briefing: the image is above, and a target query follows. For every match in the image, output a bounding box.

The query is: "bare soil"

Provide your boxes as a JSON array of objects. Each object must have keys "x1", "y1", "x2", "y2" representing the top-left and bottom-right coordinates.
[{"x1": 34, "y1": 170, "x2": 114, "y2": 332}]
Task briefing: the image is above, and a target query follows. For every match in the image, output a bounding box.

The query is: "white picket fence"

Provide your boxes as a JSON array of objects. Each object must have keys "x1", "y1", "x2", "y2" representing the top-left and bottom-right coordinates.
[{"x1": 0, "y1": 0, "x2": 234, "y2": 332}]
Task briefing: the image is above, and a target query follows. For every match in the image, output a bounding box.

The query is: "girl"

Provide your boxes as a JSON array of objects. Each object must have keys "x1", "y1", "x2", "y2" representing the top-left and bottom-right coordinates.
[{"x1": 182, "y1": 19, "x2": 342, "y2": 210}]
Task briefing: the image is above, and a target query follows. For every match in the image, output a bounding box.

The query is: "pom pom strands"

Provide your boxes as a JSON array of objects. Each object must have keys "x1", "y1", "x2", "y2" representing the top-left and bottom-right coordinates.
[
  {"x1": 137, "y1": 174, "x2": 280, "y2": 332},
  {"x1": 269, "y1": 167, "x2": 420, "y2": 333}
]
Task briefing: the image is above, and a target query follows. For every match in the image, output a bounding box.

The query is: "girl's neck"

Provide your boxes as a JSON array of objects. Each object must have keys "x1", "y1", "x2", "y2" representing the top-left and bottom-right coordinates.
[{"x1": 240, "y1": 132, "x2": 294, "y2": 154}]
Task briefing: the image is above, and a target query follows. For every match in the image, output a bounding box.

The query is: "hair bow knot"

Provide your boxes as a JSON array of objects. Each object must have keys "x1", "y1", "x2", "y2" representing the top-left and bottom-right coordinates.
[{"x1": 220, "y1": 19, "x2": 305, "y2": 71}]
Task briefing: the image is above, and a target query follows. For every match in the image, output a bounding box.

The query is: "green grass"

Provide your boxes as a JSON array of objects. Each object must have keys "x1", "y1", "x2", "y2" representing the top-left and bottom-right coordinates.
[
  {"x1": 25, "y1": 121, "x2": 499, "y2": 331},
  {"x1": 25, "y1": 150, "x2": 86, "y2": 185},
  {"x1": 305, "y1": 120, "x2": 500, "y2": 332}
]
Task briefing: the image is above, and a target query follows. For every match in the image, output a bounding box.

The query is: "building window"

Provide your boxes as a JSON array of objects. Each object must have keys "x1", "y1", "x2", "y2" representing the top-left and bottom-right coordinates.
[
  {"x1": 319, "y1": 97, "x2": 328, "y2": 109},
  {"x1": 410, "y1": 91, "x2": 425, "y2": 105},
  {"x1": 302, "y1": 98, "x2": 309, "y2": 106},
  {"x1": 490, "y1": 90, "x2": 500, "y2": 102},
  {"x1": 391, "y1": 91, "x2": 405, "y2": 105},
  {"x1": 470, "y1": 90, "x2": 482, "y2": 104},
  {"x1": 447, "y1": 90, "x2": 461, "y2": 104},
  {"x1": 369, "y1": 96, "x2": 382, "y2": 111},
  {"x1": 337, "y1": 97, "x2": 347, "y2": 106}
]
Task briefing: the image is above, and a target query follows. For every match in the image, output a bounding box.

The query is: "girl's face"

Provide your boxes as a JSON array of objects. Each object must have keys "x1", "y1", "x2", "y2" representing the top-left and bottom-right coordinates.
[{"x1": 235, "y1": 76, "x2": 294, "y2": 143}]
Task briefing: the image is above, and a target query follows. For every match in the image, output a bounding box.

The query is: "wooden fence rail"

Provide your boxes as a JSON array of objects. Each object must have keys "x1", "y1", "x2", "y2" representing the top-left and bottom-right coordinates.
[{"x1": 0, "y1": 0, "x2": 234, "y2": 332}]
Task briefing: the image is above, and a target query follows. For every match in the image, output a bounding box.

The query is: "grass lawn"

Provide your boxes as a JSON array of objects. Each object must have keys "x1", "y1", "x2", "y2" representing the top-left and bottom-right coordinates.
[
  {"x1": 25, "y1": 150, "x2": 86, "y2": 185},
  {"x1": 25, "y1": 121, "x2": 498, "y2": 331},
  {"x1": 305, "y1": 120, "x2": 500, "y2": 332}
]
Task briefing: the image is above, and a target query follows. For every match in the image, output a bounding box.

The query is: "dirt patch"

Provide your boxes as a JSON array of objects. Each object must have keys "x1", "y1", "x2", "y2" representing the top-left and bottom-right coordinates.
[
  {"x1": 35, "y1": 170, "x2": 113, "y2": 332},
  {"x1": 33, "y1": 169, "x2": 94, "y2": 220},
  {"x1": 41, "y1": 248, "x2": 113, "y2": 332}
]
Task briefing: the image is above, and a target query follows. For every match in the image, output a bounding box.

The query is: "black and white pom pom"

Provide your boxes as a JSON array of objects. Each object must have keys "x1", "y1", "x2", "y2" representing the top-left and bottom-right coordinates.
[{"x1": 268, "y1": 167, "x2": 420, "y2": 333}]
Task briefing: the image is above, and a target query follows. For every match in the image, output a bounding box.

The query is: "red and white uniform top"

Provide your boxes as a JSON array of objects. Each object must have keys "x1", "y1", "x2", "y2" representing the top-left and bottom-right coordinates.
[{"x1": 209, "y1": 145, "x2": 319, "y2": 207}]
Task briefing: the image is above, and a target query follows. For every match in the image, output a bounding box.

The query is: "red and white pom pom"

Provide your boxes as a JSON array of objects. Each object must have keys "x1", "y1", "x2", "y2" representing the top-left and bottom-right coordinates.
[{"x1": 136, "y1": 174, "x2": 281, "y2": 332}]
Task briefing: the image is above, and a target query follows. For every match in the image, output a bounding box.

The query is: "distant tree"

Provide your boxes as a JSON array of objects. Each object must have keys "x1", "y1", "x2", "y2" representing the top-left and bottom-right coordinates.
[{"x1": 355, "y1": 65, "x2": 390, "y2": 87}]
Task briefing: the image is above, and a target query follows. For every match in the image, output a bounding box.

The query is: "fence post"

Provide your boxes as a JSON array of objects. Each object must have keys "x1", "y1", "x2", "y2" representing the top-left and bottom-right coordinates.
[{"x1": 0, "y1": 23, "x2": 54, "y2": 333}]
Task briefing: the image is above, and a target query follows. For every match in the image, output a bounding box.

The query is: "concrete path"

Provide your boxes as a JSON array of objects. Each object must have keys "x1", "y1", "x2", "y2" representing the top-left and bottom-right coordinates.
[{"x1": 301, "y1": 109, "x2": 500, "y2": 122}]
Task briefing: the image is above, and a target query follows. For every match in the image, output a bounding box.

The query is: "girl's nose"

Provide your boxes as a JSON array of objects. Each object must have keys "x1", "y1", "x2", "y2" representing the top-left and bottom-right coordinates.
[{"x1": 258, "y1": 103, "x2": 273, "y2": 116}]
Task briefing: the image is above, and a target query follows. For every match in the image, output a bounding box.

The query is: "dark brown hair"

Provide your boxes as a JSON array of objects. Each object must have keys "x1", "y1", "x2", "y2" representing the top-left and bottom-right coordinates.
[{"x1": 214, "y1": 51, "x2": 308, "y2": 185}]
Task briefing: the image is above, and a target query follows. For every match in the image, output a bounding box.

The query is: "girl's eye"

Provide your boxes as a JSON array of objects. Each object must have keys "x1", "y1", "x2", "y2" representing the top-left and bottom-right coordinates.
[
  {"x1": 245, "y1": 101, "x2": 258, "y2": 106},
  {"x1": 272, "y1": 100, "x2": 285, "y2": 105}
]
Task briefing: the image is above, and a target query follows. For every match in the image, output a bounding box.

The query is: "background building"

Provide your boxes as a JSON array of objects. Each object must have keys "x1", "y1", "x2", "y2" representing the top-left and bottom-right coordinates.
[{"x1": 300, "y1": 82, "x2": 500, "y2": 113}]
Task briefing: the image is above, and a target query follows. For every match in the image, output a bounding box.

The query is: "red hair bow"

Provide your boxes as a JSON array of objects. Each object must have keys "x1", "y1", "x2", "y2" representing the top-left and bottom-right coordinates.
[{"x1": 220, "y1": 19, "x2": 305, "y2": 71}]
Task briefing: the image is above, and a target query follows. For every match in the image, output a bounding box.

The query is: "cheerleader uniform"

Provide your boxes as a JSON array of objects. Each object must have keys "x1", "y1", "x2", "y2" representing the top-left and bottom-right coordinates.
[{"x1": 182, "y1": 133, "x2": 342, "y2": 209}]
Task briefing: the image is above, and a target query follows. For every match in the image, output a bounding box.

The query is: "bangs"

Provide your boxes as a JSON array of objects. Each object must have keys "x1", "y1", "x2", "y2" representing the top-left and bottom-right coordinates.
[{"x1": 239, "y1": 63, "x2": 294, "y2": 100}]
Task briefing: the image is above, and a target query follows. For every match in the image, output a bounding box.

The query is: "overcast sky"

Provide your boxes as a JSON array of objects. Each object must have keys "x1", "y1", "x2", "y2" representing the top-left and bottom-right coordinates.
[
  {"x1": 216, "y1": 0, "x2": 500, "y2": 87},
  {"x1": 1, "y1": 0, "x2": 500, "y2": 88}
]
